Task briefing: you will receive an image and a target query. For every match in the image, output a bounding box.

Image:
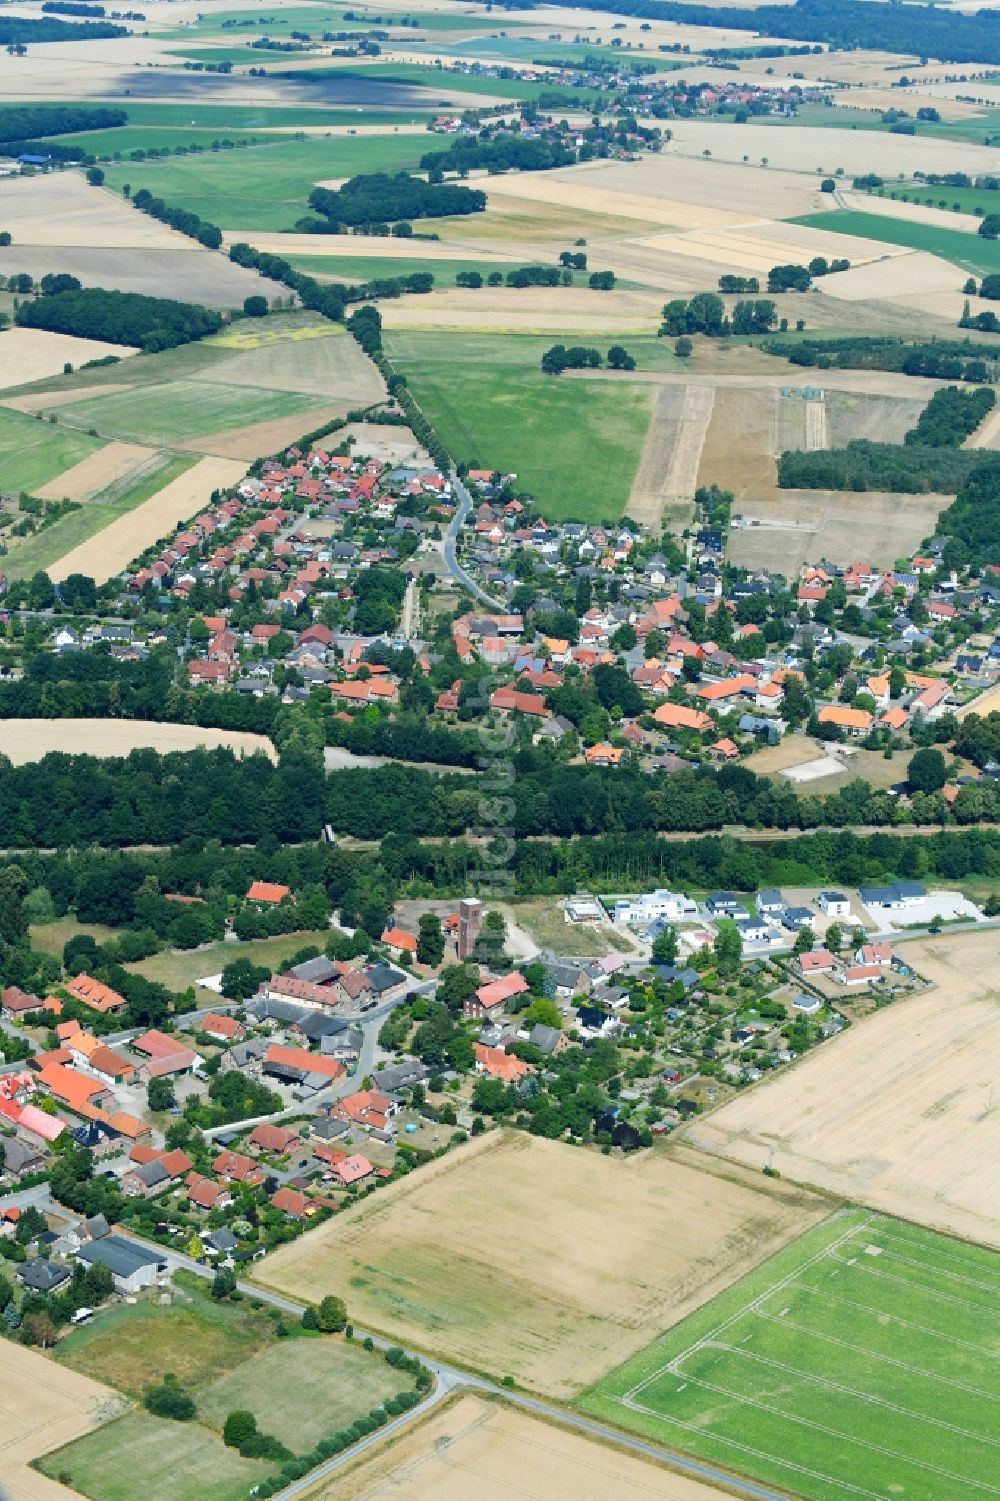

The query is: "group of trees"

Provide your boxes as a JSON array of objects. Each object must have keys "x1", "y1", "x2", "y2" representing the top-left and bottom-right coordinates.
[
  {"x1": 418, "y1": 134, "x2": 576, "y2": 177},
  {"x1": 939, "y1": 456, "x2": 1000, "y2": 566},
  {"x1": 661, "y1": 292, "x2": 779, "y2": 337},
  {"x1": 129, "y1": 186, "x2": 222, "y2": 250},
  {"x1": 0, "y1": 104, "x2": 124, "y2": 161},
  {"x1": 779, "y1": 437, "x2": 980, "y2": 494},
  {"x1": 0, "y1": 13, "x2": 126, "y2": 42},
  {"x1": 15, "y1": 286, "x2": 222, "y2": 352},
  {"x1": 905, "y1": 384, "x2": 995, "y2": 447},
  {"x1": 306, "y1": 172, "x2": 486, "y2": 230},
  {"x1": 540, "y1": 343, "x2": 634, "y2": 373}
]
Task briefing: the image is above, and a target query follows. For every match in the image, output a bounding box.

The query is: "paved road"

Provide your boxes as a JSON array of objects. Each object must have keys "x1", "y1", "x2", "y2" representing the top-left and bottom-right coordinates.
[{"x1": 442, "y1": 476, "x2": 505, "y2": 610}]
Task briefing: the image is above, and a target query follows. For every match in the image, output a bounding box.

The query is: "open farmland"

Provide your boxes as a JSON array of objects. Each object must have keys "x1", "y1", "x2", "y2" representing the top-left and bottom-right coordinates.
[
  {"x1": 0, "y1": 718, "x2": 275, "y2": 764},
  {"x1": 103, "y1": 135, "x2": 423, "y2": 231},
  {"x1": 689, "y1": 930, "x2": 1000, "y2": 1248},
  {"x1": 384, "y1": 328, "x2": 655, "y2": 521},
  {"x1": 315, "y1": 1393, "x2": 737, "y2": 1501},
  {"x1": 47, "y1": 455, "x2": 248, "y2": 581},
  {"x1": 197, "y1": 1340, "x2": 411, "y2": 1452},
  {"x1": 582, "y1": 1208, "x2": 1000, "y2": 1501},
  {"x1": 728, "y1": 488, "x2": 951, "y2": 572},
  {"x1": 38, "y1": 1410, "x2": 270, "y2": 1501},
  {"x1": 793, "y1": 208, "x2": 1000, "y2": 281},
  {"x1": 256, "y1": 1131, "x2": 826, "y2": 1397},
  {"x1": 0, "y1": 1341, "x2": 122, "y2": 1501},
  {"x1": 0, "y1": 329, "x2": 137, "y2": 391},
  {"x1": 0, "y1": 243, "x2": 277, "y2": 306},
  {"x1": 53, "y1": 379, "x2": 321, "y2": 447},
  {"x1": 0, "y1": 408, "x2": 103, "y2": 495}
]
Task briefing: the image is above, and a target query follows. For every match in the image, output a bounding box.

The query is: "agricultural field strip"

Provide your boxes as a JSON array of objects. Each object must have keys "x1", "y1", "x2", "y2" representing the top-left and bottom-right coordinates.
[{"x1": 617, "y1": 1212, "x2": 1000, "y2": 1501}]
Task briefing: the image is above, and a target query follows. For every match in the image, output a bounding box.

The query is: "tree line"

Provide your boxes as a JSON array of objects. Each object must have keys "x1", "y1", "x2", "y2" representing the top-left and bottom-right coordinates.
[
  {"x1": 0, "y1": 104, "x2": 124, "y2": 147},
  {"x1": 662, "y1": 292, "x2": 779, "y2": 337},
  {"x1": 15, "y1": 286, "x2": 222, "y2": 352},
  {"x1": 905, "y1": 384, "x2": 995, "y2": 448},
  {"x1": 532, "y1": 0, "x2": 1000, "y2": 65},
  {"x1": 939, "y1": 456, "x2": 1000, "y2": 566},
  {"x1": 129, "y1": 186, "x2": 222, "y2": 250},
  {"x1": 778, "y1": 438, "x2": 981, "y2": 494},
  {"x1": 763, "y1": 334, "x2": 997, "y2": 385},
  {"x1": 0, "y1": 14, "x2": 126, "y2": 41}
]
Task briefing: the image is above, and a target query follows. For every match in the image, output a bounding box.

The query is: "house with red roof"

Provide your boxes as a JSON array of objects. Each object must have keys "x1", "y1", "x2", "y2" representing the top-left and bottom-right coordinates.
[{"x1": 464, "y1": 971, "x2": 530, "y2": 1019}]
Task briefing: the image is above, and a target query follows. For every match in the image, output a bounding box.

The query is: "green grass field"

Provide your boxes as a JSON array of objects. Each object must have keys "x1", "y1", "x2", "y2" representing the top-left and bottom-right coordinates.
[
  {"x1": 102, "y1": 134, "x2": 423, "y2": 230},
  {"x1": 55, "y1": 1274, "x2": 278, "y2": 1394},
  {"x1": 38, "y1": 1411, "x2": 270, "y2": 1501},
  {"x1": 286, "y1": 252, "x2": 514, "y2": 286},
  {"x1": 581, "y1": 1208, "x2": 1000, "y2": 1501},
  {"x1": 43, "y1": 126, "x2": 275, "y2": 157},
  {"x1": 3, "y1": 454, "x2": 197, "y2": 580},
  {"x1": 56, "y1": 379, "x2": 319, "y2": 444},
  {"x1": 792, "y1": 207, "x2": 1000, "y2": 279},
  {"x1": 197, "y1": 1340, "x2": 410, "y2": 1449},
  {"x1": 866, "y1": 182, "x2": 1000, "y2": 219},
  {"x1": 299, "y1": 62, "x2": 606, "y2": 107},
  {"x1": 73, "y1": 101, "x2": 431, "y2": 127},
  {"x1": 0, "y1": 409, "x2": 102, "y2": 495},
  {"x1": 127, "y1": 927, "x2": 333, "y2": 996},
  {"x1": 383, "y1": 330, "x2": 656, "y2": 522}
]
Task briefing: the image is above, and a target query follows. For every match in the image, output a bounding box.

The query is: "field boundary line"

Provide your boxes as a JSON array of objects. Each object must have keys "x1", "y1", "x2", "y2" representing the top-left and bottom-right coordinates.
[
  {"x1": 772, "y1": 1280, "x2": 1000, "y2": 1358},
  {"x1": 827, "y1": 1249, "x2": 1000, "y2": 1311},
  {"x1": 751, "y1": 1305, "x2": 1000, "y2": 1400},
  {"x1": 634, "y1": 1368, "x2": 1000, "y2": 1496},
  {"x1": 706, "y1": 1339, "x2": 1000, "y2": 1449},
  {"x1": 624, "y1": 1210, "x2": 873, "y2": 1405}
]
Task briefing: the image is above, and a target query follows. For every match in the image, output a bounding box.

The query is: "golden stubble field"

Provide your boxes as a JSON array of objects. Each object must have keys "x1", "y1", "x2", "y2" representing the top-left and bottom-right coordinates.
[
  {"x1": 319, "y1": 1394, "x2": 737, "y2": 1501},
  {"x1": 256, "y1": 1131, "x2": 826, "y2": 1398},
  {"x1": 689, "y1": 930, "x2": 1000, "y2": 1250},
  {"x1": 0, "y1": 329, "x2": 138, "y2": 391},
  {"x1": 0, "y1": 1341, "x2": 123, "y2": 1501},
  {"x1": 48, "y1": 454, "x2": 248, "y2": 582},
  {"x1": 0, "y1": 718, "x2": 277, "y2": 764}
]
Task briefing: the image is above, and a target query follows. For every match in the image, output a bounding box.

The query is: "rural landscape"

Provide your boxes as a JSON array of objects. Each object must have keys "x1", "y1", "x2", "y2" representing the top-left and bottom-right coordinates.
[{"x1": 0, "y1": 1, "x2": 999, "y2": 1501}]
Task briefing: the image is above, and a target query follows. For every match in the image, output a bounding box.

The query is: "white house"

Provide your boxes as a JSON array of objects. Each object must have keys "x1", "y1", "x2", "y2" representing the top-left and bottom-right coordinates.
[
  {"x1": 818, "y1": 891, "x2": 851, "y2": 918},
  {"x1": 757, "y1": 889, "x2": 785, "y2": 916},
  {"x1": 859, "y1": 882, "x2": 925, "y2": 911},
  {"x1": 609, "y1": 889, "x2": 698, "y2": 927}
]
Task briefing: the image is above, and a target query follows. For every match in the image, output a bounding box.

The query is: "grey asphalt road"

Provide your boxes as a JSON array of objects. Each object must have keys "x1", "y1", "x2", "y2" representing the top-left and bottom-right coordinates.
[{"x1": 442, "y1": 476, "x2": 505, "y2": 610}]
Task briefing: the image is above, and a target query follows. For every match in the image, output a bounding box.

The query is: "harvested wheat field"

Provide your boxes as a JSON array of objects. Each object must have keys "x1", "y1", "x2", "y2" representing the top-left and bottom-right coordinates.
[
  {"x1": 0, "y1": 329, "x2": 137, "y2": 391},
  {"x1": 379, "y1": 285, "x2": 662, "y2": 334},
  {"x1": 0, "y1": 1341, "x2": 122, "y2": 1501},
  {"x1": 690, "y1": 930, "x2": 1000, "y2": 1248},
  {"x1": 318, "y1": 1394, "x2": 735, "y2": 1501},
  {"x1": 0, "y1": 245, "x2": 274, "y2": 306},
  {"x1": 698, "y1": 387, "x2": 779, "y2": 498},
  {"x1": 256, "y1": 1131, "x2": 825, "y2": 1398},
  {"x1": 0, "y1": 174, "x2": 183, "y2": 249},
  {"x1": 728, "y1": 489, "x2": 950, "y2": 572},
  {"x1": 668, "y1": 119, "x2": 1000, "y2": 177},
  {"x1": 177, "y1": 408, "x2": 343, "y2": 460},
  {"x1": 0, "y1": 718, "x2": 276, "y2": 765},
  {"x1": 225, "y1": 231, "x2": 516, "y2": 264},
  {"x1": 194, "y1": 326, "x2": 385, "y2": 401},
  {"x1": 488, "y1": 155, "x2": 828, "y2": 228},
  {"x1": 49, "y1": 455, "x2": 247, "y2": 582},
  {"x1": 34, "y1": 440, "x2": 158, "y2": 502},
  {"x1": 627, "y1": 385, "x2": 714, "y2": 527}
]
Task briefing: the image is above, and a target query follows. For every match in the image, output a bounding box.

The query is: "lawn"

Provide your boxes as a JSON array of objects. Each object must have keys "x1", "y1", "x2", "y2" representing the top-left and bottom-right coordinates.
[
  {"x1": 127, "y1": 927, "x2": 334, "y2": 995},
  {"x1": 55, "y1": 1273, "x2": 278, "y2": 1394},
  {"x1": 0, "y1": 408, "x2": 102, "y2": 495},
  {"x1": 38, "y1": 1411, "x2": 270, "y2": 1501},
  {"x1": 383, "y1": 330, "x2": 656, "y2": 522},
  {"x1": 791, "y1": 207, "x2": 1000, "y2": 279},
  {"x1": 55, "y1": 380, "x2": 318, "y2": 444},
  {"x1": 102, "y1": 135, "x2": 424, "y2": 231},
  {"x1": 197, "y1": 1339, "x2": 412, "y2": 1450},
  {"x1": 29, "y1": 916, "x2": 118, "y2": 956},
  {"x1": 4, "y1": 454, "x2": 197, "y2": 580},
  {"x1": 581, "y1": 1208, "x2": 1000, "y2": 1501}
]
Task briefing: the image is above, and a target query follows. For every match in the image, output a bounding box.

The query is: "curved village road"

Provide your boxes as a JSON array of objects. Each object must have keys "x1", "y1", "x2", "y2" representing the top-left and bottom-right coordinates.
[{"x1": 442, "y1": 475, "x2": 506, "y2": 611}]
